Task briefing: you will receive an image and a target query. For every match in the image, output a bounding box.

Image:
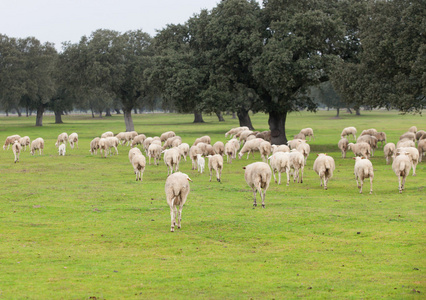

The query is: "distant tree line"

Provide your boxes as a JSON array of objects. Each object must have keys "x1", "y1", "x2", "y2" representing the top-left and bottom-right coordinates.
[{"x1": 0, "y1": 0, "x2": 424, "y2": 144}]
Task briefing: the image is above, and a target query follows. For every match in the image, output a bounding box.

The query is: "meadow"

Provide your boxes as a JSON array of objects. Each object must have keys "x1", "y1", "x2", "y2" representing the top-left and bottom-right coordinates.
[{"x1": 0, "y1": 110, "x2": 424, "y2": 299}]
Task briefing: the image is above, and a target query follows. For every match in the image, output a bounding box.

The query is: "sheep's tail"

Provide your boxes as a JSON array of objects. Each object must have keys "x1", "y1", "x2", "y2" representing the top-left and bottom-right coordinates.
[
  {"x1": 325, "y1": 158, "x2": 331, "y2": 170},
  {"x1": 363, "y1": 167, "x2": 369, "y2": 177},
  {"x1": 399, "y1": 161, "x2": 406, "y2": 173}
]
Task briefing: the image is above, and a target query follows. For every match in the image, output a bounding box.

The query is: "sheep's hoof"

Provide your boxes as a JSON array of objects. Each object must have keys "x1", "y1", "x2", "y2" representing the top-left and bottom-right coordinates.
[
  {"x1": 262, "y1": 204, "x2": 265, "y2": 208},
  {"x1": 369, "y1": 191, "x2": 372, "y2": 194},
  {"x1": 253, "y1": 203, "x2": 257, "y2": 207},
  {"x1": 170, "y1": 228, "x2": 174, "y2": 232},
  {"x1": 217, "y1": 178, "x2": 221, "y2": 183}
]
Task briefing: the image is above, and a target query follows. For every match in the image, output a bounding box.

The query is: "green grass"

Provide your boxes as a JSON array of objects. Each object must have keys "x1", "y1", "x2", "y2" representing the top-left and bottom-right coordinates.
[{"x1": 0, "y1": 110, "x2": 424, "y2": 299}]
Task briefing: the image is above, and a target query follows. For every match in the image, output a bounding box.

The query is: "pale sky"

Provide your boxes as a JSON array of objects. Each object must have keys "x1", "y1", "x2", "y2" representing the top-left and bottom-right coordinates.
[{"x1": 2, "y1": 0, "x2": 251, "y2": 52}]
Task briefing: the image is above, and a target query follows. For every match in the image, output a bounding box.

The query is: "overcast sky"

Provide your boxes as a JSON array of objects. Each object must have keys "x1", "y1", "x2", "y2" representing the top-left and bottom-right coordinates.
[{"x1": 2, "y1": 0, "x2": 255, "y2": 52}]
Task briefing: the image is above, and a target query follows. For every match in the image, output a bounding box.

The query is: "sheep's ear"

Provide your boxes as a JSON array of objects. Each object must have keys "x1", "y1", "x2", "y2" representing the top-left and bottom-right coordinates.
[
  {"x1": 325, "y1": 153, "x2": 327, "y2": 155},
  {"x1": 362, "y1": 157, "x2": 365, "y2": 159},
  {"x1": 317, "y1": 154, "x2": 320, "y2": 156},
  {"x1": 352, "y1": 157, "x2": 356, "y2": 160},
  {"x1": 242, "y1": 167, "x2": 246, "y2": 169},
  {"x1": 187, "y1": 177, "x2": 193, "y2": 182}
]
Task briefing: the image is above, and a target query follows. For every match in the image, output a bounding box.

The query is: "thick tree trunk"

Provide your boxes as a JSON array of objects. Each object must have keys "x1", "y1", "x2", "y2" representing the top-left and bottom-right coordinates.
[
  {"x1": 54, "y1": 110, "x2": 63, "y2": 124},
  {"x1": 268, "y1": 110, "x2": 288, "y2": 145},
  {"x1": 355, "y1": 108, "x2": 361, "y2": 116},
  {"x1": 115, "y1": 108, "x2": 121, "y2": 114},
  {"x1": 5, "y1": 110, "x2": 8, "y2": 116},
  {"x1": 105, "y1": 108, "x2": 112, "y2": 117},
  {"x1": 123, "y1": 107, "x2": 135, "y2": 131},
  {"x1": 237, "y1": 109, "x2": 254, "y2": 130},
  {"x1": 35, "y1": 105, "x2": 44, "y2": 127},
  {"x1": 216, "y1": 111, "x2": 225, "y2": 122},
  {"x1": 193, "y1": 111, "x2": 205, "y2": 123},
  {"x1": 336, "y1": 108, "x2": 340, "y2": 117},
  {"x1": 99, "y1": 110, "x2": 103, "y2": 118}
]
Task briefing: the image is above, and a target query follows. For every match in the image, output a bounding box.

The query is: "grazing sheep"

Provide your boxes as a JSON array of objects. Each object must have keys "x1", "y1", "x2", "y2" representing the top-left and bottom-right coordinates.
[
  {"x1": 415, "y1": 130, "x2": 426, "y2": 141},
  {"x1": 259, "y1": 141, "x2": 272, "y2": 162},
  {"x1": 165, "y1": 172, "x2": 192, "y2": 232},
  {"x1": 271, "y1": 144, "x2": 290, "y2": 154},
  {"x1": 224, "y1": 141, "x2": 237, "y2": 163},
  {"x1": 55, "y1": 132, "x2": 68, "y2": 147},
  {"x1": 296, "y1": 142, "x2": 310, "y2": 164},
  {"x1": 341, "y1": 127, "x2": 357, "y2": 140},
  {"x1": 132, "y1": 154, "x2": 146, "y2": 181},
  {"x1": 338, "y1": 138, "x2": 349, "y2": 158},
  {"x1": 397, "y1": 139, "x2": 415, "y2": 148},
  {"x1": 148, "y1": 143, "x2": 162, "y2": 165},
  {"x1": 268, "y1": 152, "x2": 291, "y2": 185},
  {"x1": 372, "y1": 132, "x2": 387, "y2": 147},
  {"x1": 30, "y1": 138, "x2": 44, "y2": 156},
  {"x1": 289, "y1": 149, "x2": 305, "y2": 183},
  {"x1": 300, "y1": 128, "x2": 315, "y2": 141},
  {"x1": 361, "y1": 128, "x2": 378, "y2": 136},
  {"x1": 353, "y1": 157, "x2": 374, "y2": 194},
  {"x1": 189, "y1": 145, "x2": 203, "y2": 170},
  {"x1": 197, "y1": 153, "x2": 205, "y2": 174},
  {"x1": 160, "y1": 131, "x2": 176, "y2": 142},
  {"x1": 90, "y1": 137, "x2": 100, "y2": 155},
  {"x1": 239, "y1": 130, "x2": 256, "y2": 144},
  {"x1": 163, "y1": 148, "x2": 181, "y2": 175},
  {"x1": 313, "y1": 154, "x2": 335, "y2": 190},
  {"x1": 357, "y1": 135, "x2": 378, "y2": 156},
  {"x1": 392, "y1": 152, "x2": 412, "y2": 193},
  {"x1": 19, "y1": 136, "x2": 30, "y2": 151},
  {"x1": 396, "y1": 147, "x2": 419, "y2": 176},
  {"x1": 193, "y1": 135, "x2": 211, "y2": 145},
  {"x1": 213, "y1": 141, "x2": 225, "y2": 156},
  {"x1": 106, "y1": 137, "x2": 119, "y2": 155},
  {"x1": 68, "y1": 132, "x2": 78, "y2": 149},
  {"x1": 101, "y1": 131, "x2": 114, "y2": 138},
  {"x1": 287, "y1": 139, "x2": 303, "y2": 150},
  {"x1": 178, "y1": 143, "x2": 190, "y2": 161},
  {"x1": 58, "y1": 143, "x2": 66, "y2": 156},
  {"x1": 98, "y1": 137, "x2": 119, "y2": 158},
  {"x1": 384, "y1": 142, "x2": 396, "y2": 164},
  {"x1": 116, "y1": 132, "x2": 133, "y2": 146},
  {"x1": 399, "y1": 132, "x2": 416, "y2": 142},
  {"x1": 3, "y1": 135, "x2": 21, "y2": 150},
  {"x1": 408, "y1": 126, "x2": 417, "y2": 133},
  {"x1": 143, "y1": 137, "x2": 154, "y2": 152},
  {"x1": 238, "y1": 138, "x2": 264, "y2": 159},
  {"x1": 418, "y1": 139, "x2": 426, "y2": 162},
  {"x1": 163, "y1": 136, "x2": 182, "y2": 149},
  {"x1": 348, "y1": 142, "x2": 371, "y2": 159},
  {"x1": 207, "y1": 154, "x2": 224, "y2": 182},
  {"x1": 246, "y1": 135, "x2": 256, "y2": 143},
  {"x1": 128, "y1": 147, "x2": 143, "y2": 163},
  {"x1": 293, "y1": 133, "x2": 306, "y2": 140},
  {"x1": 255, "y1": 131, "x2": 272, "y2": 143},
  {"x1": 243, "y1": 162, "x2": 272, "y2": 208},
  {"x1": 12, "y1": 141, "x2": 22, "y2": 163},
  {"x1": 225, "y1": 126, "x2": 249, "y2": 138},
  {"x1": 131, "y1": 134, "x2": 147, "y2": 147}
]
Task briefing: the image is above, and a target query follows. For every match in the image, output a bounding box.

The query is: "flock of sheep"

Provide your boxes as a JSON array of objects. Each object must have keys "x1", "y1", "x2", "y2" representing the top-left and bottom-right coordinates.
[{"x1": 3, "y1": 124, "x2": 425, "y2": 232}]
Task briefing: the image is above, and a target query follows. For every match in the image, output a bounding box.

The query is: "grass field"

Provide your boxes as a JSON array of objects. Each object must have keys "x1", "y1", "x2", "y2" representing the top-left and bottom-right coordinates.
[{"x1": 0, "y1": 110, "x2": 424, "y2": 299}]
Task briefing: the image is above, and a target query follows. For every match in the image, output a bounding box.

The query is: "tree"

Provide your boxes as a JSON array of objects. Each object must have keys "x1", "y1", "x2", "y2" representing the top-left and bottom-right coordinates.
[{"x1": 309, "y1": 82, "x2": 346, "y2": 117}]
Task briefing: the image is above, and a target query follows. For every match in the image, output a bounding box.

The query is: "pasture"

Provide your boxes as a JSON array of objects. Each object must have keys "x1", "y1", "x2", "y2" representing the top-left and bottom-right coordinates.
[{"x1": 0, "y1": 110, "x2": 424, "y2": 299}]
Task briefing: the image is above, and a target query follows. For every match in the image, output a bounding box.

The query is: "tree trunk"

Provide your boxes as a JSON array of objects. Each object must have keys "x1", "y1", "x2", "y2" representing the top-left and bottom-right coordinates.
[
  {"x1": 90, "y1": 108, "x2": 95, "y2": 118},
  {"x1": 5, "y1": 110, "x2": 8, "y2": 116},
  {"x1": 134, "y1": 108, "x2": 138, "y2": 114},
  {"x1": 355, "y1": 109, "x2": 361, "y2": 116},
  {"x1": 123, "y1": 107, "x2": 135, "y2": 131},
  {"x1": 54, "y1": 109, "x2": 63, "y2": 124},
  {"x1": 115, "y1": 108, "x2": 121, "y2": 114},
  {"x1": 16, "y1": 108, "x2": 22, "y2": 117},
  {"x1": 237, "y1": 108, "x2": 254, "y2": 130},
  {"x1": 336, "y1": 108, "x2": 340, "y2": 117},
  {"x1": 346, "y1": 108, "x2": 353, "y2": 114},
  {"x1": 232, "y1": 112, "x2": 236, "y2": 119},
  {"x1": 193, "y1": 111, "x2": 205, "y2": 123},
  {"x1": 268, "y1": 110, "x2": 288, "y2": 145},
  {"x1": 99, "y1": 110, "x2": 103, "y2": 118},
  {"x1": 105, "y1": 108, "x2": 112, "y2": 117},
  {"x1": 216, "y1": 111, "x2": 225, "y2": 122},
  {"x1": 35, "y1": 105, "x2": 44, "y2": 126}
]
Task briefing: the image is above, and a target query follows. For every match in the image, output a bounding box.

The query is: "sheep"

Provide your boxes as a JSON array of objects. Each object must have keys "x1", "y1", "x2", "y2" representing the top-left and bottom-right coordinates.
[
  {"x1": 225, "y1": 126, "x2": 249, "y2": 138},
  {"x1": 300, "y1": 128, "x2": 315, "y2": 141},
  {"x1": 98, "y1": 137, "x2": 119, "y2": 158},
  {"x1": 160, "y1": 131, "x2": 176, "y2": 142},
  {"x1": 361, "y1": 128, "x2": 378, "y2": 136},
  {"x1": 238, "y1": 138, "x2": 264, "y2": 159},
  {"x1": 68, "y1": 132, "x2": 78, "y2": 149},
  {"x1": 418, "y1": 139, "x2": 426, "y2": 162},
  {"x1": 131, "y1": 134, "x2": 147, "y2": 147},
  {"x1": 165, "y1": 172, "x2": 192, "y2": 232},
  {"x1": 163, "y1": 136, "x2": 182, "y2": 149},
  {"x1": 30, "y1": 138, "x2": 44, "y2": 156},
  {"x1": 116, "y1": 132, "x2": 133, "y2": 146},
  {"x1": 129, "y1": 131, "x2": 138, "y2": 140},
  {"x1": 353, "y1": 157, "x2": 374, "y2": 194},
  {"x1": 384, "y1": 142, "x2": 396, "y2": 164},
  {"x1": 178, "y1": 143, "x2": 190, "y2": 161},
  {"x1": 213, "y1": 141, "x2": 225, "y2": 156},
  {"x1": 293, "y1": 133, "x2": 306, "y2": 140},
  {"x1": 197, "y1": 153, "x2": 205, "y2": 174},
  {"x1": 193, "y1": 135, "x2": 211, "y2": 145},
  {"x1": 259, "y1": 141, "x2": 272, "y2": 162},
  {"x1": 101, "y1": 131, "x2": 114, "y2": 138},
  {"x1": 58, "y1": 143, "x2": 66, "y2": 156},
  {"x1": 243, "y1": 162, "x2": 272, "y2": 208},
  {"x1": 90, "y1": 137, "x2": 100, "y2": 155},
  {"x1": 189, "y1": 145, "x2": 203, "y2": 170},
  {"x1": 246, "y1": 135, "x2": 256, "y2": 142},
  {"x1": 348, "y1": 142, "x2": 371, "y2": 159},
  {"x1": 415, "y1": 130, "x2": 426, "y2": 141},
  {"x1": 287, "y1": 139, "x2": 304, "y2": 150},
  {"x1": 289, "y1": 149, "x2": 305, "y2": 183},
  {"x1": 338, "y1": 138, "x2": 349, "y2": 158},
  {"x1": 172, "y1": 138, "x2": 182, "y2": 148},
  {"x1": 271, "y1": 144, "x2": 290, "y2": 154},
  {"x1": 148, "y1": 143, "x2": 162, "y2": 165},
  {"x1": 239, "y1": 130, "x2": 256, "y2": 144},
  {"x1": 397, "y1": 139, "x2": 415, "y2": 148},
  {"x1": 163, "y1": 147, "x2": 181, "y2": 175},
  {"x1": 3, "y1": 135, "x2": 21, "y2": 150},
  {"x1": 129, "y1": 147, "x2": 143, "y2": 163},
  {"x1": 19, "y1": 136, "x2": 30, "y2": 151},
  {"x1": 296, "y1": 142, "x2": 310, "y2": 164},
  {"x1": 224, "y1": 141, "x2": 237, "y2": 164},
  {"x1": 357, "y1": 135, "x2": 378, "y2": 156},
  {"x1": 143, "y1": 137, "x2": 154, "y2": 152},
  {"x1": 341, "y1": 127, "x2": 357, "y2": 140},
  {"x1": 408, "y1": 126, "x2": 417, "y2": 134},
  {"x1": 132, "y1": 154, "x2": 146, "y2": 181},
  {"x1": 106, "y1": 137, "x2": 119, "y2": 155},
  {"x1": 55, "y1": 132, "x2": 68, "y2": 147},
  {"x1": 313, "y1": 153, "x2": 335, "y2": 190},
  {"x1": 207, "y1": 154, "x2": 224, "y2": 182},
  {"x1": 255, "y1": 131, "x2": 272, "y2": 143},
  {"x1": 229, "y1": 138, "x2": 240, "y2": 154},
  {"x1": 392, "y1": 152, "x2": 412, "y2": 193},
  {"x1": 396, "y1": 147, "x2": 419, "y2": 176},
  {"x1": 268, "y1": 152, "x2": 291, "y2": 185},
  {"x1": 372, "y1": 132, "x2": 387, "y2": 147},
  {"x1": 12, "y1": 141, "x2": 22, "y2": 163},
  {"x1": 399, "y1": 132, "x2": 416, "y2": 142}
]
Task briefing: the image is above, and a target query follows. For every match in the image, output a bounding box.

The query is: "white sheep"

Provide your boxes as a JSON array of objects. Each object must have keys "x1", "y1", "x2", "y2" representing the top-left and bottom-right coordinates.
[
  {"x1": 268, "y1": 152, "x2": 291, "y2": 185},
  {"x1": 197, "y1": 153, "x2": 205, "y2": 174},
  {"x1": 129, "y1": 147, "x2": 143, "y2": 163},
  {"x1": 396, "y1": 147, "x2": 419, "y2": 176},
  {"x1": 238, "y1": 130, "x2": 256, "y2": 144},
  {"x1": 58, "y1": 143, "x2": 66, "y2": 156},
  {"x1": 163, "y1": 136, "x2": 182, "y2": 149},
  {"x1": 193, "y1": 135, "x2": 211, "y2": 145},
  {"x1": 116, "y1": 132, "x2": 133, "y2": 146},
  {"x1": 30, "y1": 138, "x2": 44, "y2": 156},
  {"x1": 293, "y1": 133, "x2": 306, "y2": 140},
  {"x1": 392, "y1": 151, "x2": 412, "y2": 193},
  {"x1": 225, "y1": 126, "x2": 249, "y2": 138},
  {"x1": 131, "y1": 134, "x2": 147, "y2": 147},
  {"x1": 106, "y1": 137, "x2": 119, "y2": 155},
  {"x1": 287, "y1": 139, "x2": 304, "y2": 150},
  {"x1": 338, "y1": 138, "x2": 349, "y2": 158},
  {"x1": 399, "y1": 132, "x2": 416, "y2": 142},
  {"x1": 189, "y1": 145, "x2": 203, "y2": 170},
  {"x1": 313, "y1": 153, "x2": 335, "y2": 190},
  {"x1": 271, "y1": 144, "x2": 290, "y2": 154},
  {"x1": 384, "y1": 143, "x2": 396, "y2": 164},
  {"x1": 361, "y1": 128, "x2": 378, "y2": 136},
  {"x1": 238, "y1": 138, "x2": 264, "y2": 159},
  {"x1": 418, "y1": 139, "x2": 426, "y2": 162},
  {"x1": 68, "y1": 132, "x2": 78, "y2": 149},
  {"x1": 12, "y1": 141, "x2": 22, "y2": 163},
  {"x1": 224, "y1": 141, "x2": 237, "y2": 164},
  {"x1": 90, "y1": 137, "x2": 100, "y2": 155},
  {"x1": 148, "y1": 143, "x2": 162, "y2": 165},
  {"x1": 416, "y1": 130, "x2": 426, "y2": 141},
  {"x1": 353, "y1": 157, "x2": 374, "y2": 194},
  {"x1": 19, "y1": 136, "x2": 31, "y2": 151},
  {"x1": 143, "y1": 137, "x2": 154, "y2": 152},
  {"x1": 341, "y1": 127, "x2": 357, "y2": 140},
  {"x1": 408, "y1": 126, "x2": 417, "y2": 133},
  {"x1": 132, "y1": 154, "x2": 146, "y2": 181},
  {"x1": 98, "y1": 137, "x2": 119, "y2": 158},
  {"x1": 55, "y1": 132, "x2": 68, "y2": 147},
  {"x1": 259, "y1": 141, "x2": 272, "y2": 162},
  {"x1": 296, "y1": 142, "x2": 310, "y2": 164},
  {"x1": 372, "y1": 132, "x2": 387, "y2": 147},
  {"x1": 289, "y1": 149, "x2": 305, "y2": 183},
  {"x1": 255, "y1": 131, "x2": 271, "y2": 143},
  {"x1": 207, "y1": 154, "x2": 223, "y2": 182},
  {"x1": 243, "y1": 162, "x2": 272, "y2": 208},
  {"x1": 300, "y1": 128, "x2": 315, "y2": 141},
  {"x1": 213, "y1": 141, "x2": 225, "y2": 156},
  {"x1": 160, "y1": 131, "x2": 176, "y2": 142},
  {"x1": 357, "y1": 135, "x2": 378, "y2": 156},
  {"x1": 348, "y1": 142, "x2": 371, "y2": 159},
  {"x1": 3, "y1": 135, "x2": 21, "y2": 150},
  {"x1": 397, "y1": 139, "x2": 415, "y2": 148},
  {"x1": 163, "y1": 147, "x2": 181, "y2": 176},
  {"x1": 101, "y1": 131, "x2": 114, "y2": 138},
  {"x1": 165, "y1": 172, "x2": 192, "y2": 232},
  {"x1": 178, "y1": 143, "x2": 190, "y2": 161}
]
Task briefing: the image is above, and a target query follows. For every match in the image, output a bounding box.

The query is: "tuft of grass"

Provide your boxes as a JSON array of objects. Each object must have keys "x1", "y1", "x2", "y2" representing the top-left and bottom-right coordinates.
[{"x1": 0, "y1": 110, "x2": 424, "y2": 299}]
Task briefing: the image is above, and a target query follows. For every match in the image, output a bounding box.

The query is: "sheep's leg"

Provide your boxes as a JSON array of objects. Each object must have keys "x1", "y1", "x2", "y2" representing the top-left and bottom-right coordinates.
[
  {"x1": 177, "y1": 205, "x2": 183, "y2": 229},
  {"x1": 412, "y1": 163, "x2": 416, "y2": 176},
  {"x1": 299, "y1": 166, "x2": 304, "y2": 183},
  {"x1": 209, "y1": 168, "x2": 212, "y2": 182},
  {"x1": 359, "y1": 178, "x2": 363, "y2": 194},
  {"x1": 369, "y1": 177, "x2": 373, "y2": 194},
  {"x1": 170, "y1": 204, "x2": 175, "y2": 232},
  {"x1": 398, "y1": 175, "x2": 402, "y2": 193},
  {"x1": 246, "y1": 151, "x2": 250, "y2": 159},
  {"x1": 258, "y1": 186, "x2": 266, "y2": 208},
  {"x1": 252, "y1": 188, "x2": 257, "y2": 207},
  {"x1": 278, "y1": 171, "x2": 281, "y2": 185},
  {"x1": 216, "y1": 168, "x2": 221, "y2": 182},
  {"x1": 401, "y1": 175, "x2": 407, "y2": 191}
]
